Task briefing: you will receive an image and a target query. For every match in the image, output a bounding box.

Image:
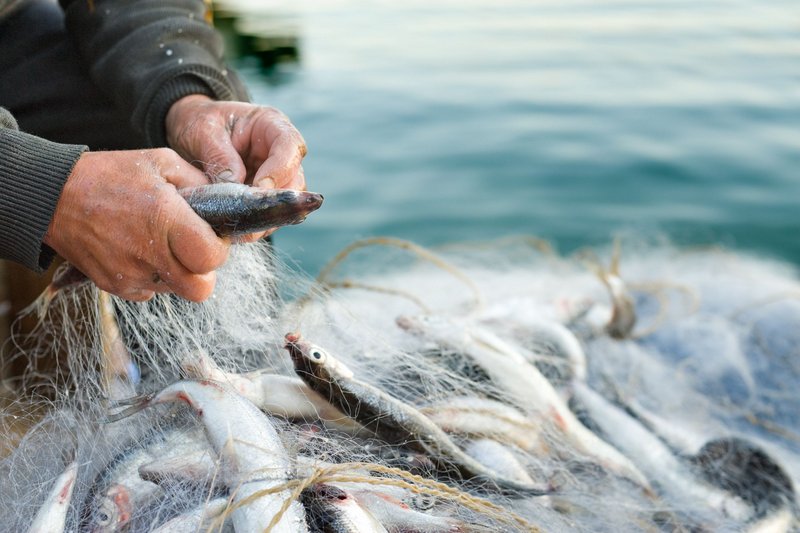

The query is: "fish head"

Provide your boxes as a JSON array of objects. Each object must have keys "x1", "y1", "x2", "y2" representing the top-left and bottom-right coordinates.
[
  {"x1": 284, "y1": 332, "x2": 354, "y2": 384},
  {"x1": 88, "y1": 484, "x2": 132, "y2": 533},
  {"x1": 257, "y1": 190, "x2": 324, "y2": 227},
  {"x1": 304, "y1": 483, "x2": 388, "y2": 531}
]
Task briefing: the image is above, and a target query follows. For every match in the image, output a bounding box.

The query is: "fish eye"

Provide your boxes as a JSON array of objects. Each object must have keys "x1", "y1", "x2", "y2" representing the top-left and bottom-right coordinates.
[{"x1": 309, "y1": 349, "x2": 326, "y2": 363}]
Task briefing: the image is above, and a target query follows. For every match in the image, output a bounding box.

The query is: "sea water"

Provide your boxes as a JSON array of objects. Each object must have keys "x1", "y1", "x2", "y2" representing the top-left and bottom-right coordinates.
[{"x1": 218, "y1": 0, "x2": 800, "y2": 274}]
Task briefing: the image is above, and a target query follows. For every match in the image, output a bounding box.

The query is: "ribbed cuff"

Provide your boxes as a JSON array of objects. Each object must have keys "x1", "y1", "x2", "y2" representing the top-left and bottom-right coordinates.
[
  {"x1": 0, "y1": 128, "x2": 87, "y2": 272},
  {"x1": 143, "y1": 74, "x2": 217, "y2": 148},
  {"x1": 142, "y1": 65, "x2": 251, "y2": 148}
]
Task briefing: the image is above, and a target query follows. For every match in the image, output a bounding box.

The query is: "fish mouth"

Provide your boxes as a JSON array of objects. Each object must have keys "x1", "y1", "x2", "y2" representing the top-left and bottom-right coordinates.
[
  {"x1": 301, "y1": 191, "x2": 324, "y2": 211},
  {"x1": 292, "y1": 191, "x2": 324, "y2": 220},
  {"x1": 284, "y1": 332, "x2": 308, "y2": 371}
]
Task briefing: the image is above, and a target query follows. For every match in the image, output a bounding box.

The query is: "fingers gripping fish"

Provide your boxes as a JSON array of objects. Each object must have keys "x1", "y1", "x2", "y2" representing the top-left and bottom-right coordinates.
[{"x1": 36, "y1": 184, "x2": 323, "y2": 302}]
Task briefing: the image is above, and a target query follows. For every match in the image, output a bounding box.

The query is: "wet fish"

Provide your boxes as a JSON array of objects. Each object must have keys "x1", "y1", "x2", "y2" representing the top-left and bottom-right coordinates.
[
  {"x1": 181, "y1": 350, "x2": 364, "y2": 434},
  {"x1": 572, "y1": 380, "x2": 754, "y2": 522},
  {"x1": 179, "y1": 183, "x2": 323, "y2": 237},
  {"x1": 598, "y1": 269, "x2": 636, "y2": 340},
  {"x1": 302, "y1": 483, "x2": 389, "y2": 533},
  {"x1": 107, "y1": 380, "x2": 308, "y2": 533},
  {"x1": 80, "y1": 427, "x2": 198, "y2": 532},
  {"x1": 28, "y1": 461, "x2": 79, "y2": 533},
  {"x1": 149, "y1": 497, "x2": 229, "y2": 533},
  {"x1": 396, "y1": 314, "x2": 650, "y2": 489},
  {"x1": 463, "y1": 439, "x2": 540, "y2": 489},
  {"x1": 285, "y1": 333, "x2": 552, "y2": 496},
  {"x1": 98, "y1": 290, "x2": 138, "y2": 401},
  {"x1": 36, "y1": 184, "x2": 323, "y2": 301},
  {"x1": 419, "y1": 396, "x2": 544, "y2": 453},
  {"x1": 344, "y1": 487, "x2": 473, "y2": 533},
  {"x1": 137, "y1": 436, "x2": 219, "y2": 487},
  {"x1": 586, "y1": 240, "x2": 636, "y2": 339}
]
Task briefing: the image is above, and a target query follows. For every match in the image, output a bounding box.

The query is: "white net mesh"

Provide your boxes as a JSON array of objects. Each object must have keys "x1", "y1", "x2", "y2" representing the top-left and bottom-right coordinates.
[{"x1": 1, "y1": 237, "x2": 797, "y2": 532}]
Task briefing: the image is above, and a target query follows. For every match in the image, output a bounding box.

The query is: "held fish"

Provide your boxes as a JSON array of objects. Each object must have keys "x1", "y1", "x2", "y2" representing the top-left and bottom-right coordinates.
[
  {"x1": 36, "y1": 184, "x2": 323, "y2": 301},
  {"x1": 180, "y1": 183, "x2": 323, "y2": 237},
  {"x1": 285, "y1": 333, "x2": 552, "y2": 496},
  {"x1": 28, "y1": 461, "x2": 79, "y2": 533}
]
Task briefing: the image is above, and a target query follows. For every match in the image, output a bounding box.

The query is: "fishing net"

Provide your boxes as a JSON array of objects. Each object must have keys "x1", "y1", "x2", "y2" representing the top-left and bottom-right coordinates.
[{"x1": 1, "y1": 236, "x2": 798, "y2": 531}]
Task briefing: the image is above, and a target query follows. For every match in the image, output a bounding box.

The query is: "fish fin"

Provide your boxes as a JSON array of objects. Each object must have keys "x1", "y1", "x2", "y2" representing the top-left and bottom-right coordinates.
[{"x1": 102, "y1": 393, "x2": 153, "y2": 423}]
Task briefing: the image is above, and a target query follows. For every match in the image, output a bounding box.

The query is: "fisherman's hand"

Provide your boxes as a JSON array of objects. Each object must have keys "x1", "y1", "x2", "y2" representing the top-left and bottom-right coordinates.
[
  {"x1": 165, "y1": 95, "x2": 308, "y2": 241},
  {"x1": 43, "y1": 149, "x2": 230, "y2": 302}
]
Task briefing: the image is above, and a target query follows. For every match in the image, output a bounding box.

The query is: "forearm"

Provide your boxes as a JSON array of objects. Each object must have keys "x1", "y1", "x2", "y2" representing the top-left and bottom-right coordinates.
[
  {"x1": 0, "y1": 108, "x2": 87, "y2": 271},
  {"x1": 58, "y1": 0, "x2": 249, "y2": 147}
]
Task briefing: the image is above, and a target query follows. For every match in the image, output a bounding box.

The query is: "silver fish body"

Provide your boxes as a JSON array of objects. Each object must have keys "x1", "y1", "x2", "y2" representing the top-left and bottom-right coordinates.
[
  {"x1": 180, "y1": 183, "x2": 323, "y2": 236},
  {"x1": 285, "y1": 333, "x2": 551, "y2": 496},
  {"x1": 572, "y1": 381, "x2": 754, "y2": 523},
  {"x1": 149, "y1": 497, "x2": 230, "y2": 533},
  {"x1": 80, "y1": 428, "x2": 192, "y2": 532},
  {"x1": 132, "y1": 380, "x2": 307, "y2": 533},
  {"x1": 396, "y1": 314, "x2": 650, "y2": 489},
  {"x1": 302, "y1": 484, "x2": 389, "y2": 533},
  {"x1": 39, "y1": 185, "x2": 322, "y2": 297},
  {"x1": 181, "y1": 350, "x2": 363, "y2": 433},
  {"x1": 28, "y1": 461, "x2": 79, "y2": 533}
]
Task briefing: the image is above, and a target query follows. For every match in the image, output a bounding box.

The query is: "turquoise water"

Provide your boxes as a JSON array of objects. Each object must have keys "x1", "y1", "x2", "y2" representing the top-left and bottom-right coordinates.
[{"x1": 221, "y1": 0, "x2": 800, "y2": 274}]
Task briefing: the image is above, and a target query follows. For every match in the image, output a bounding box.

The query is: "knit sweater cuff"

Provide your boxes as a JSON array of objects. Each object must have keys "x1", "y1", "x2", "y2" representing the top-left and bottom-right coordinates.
[
  {"x1": 0, "y1": 128, "x2": 87, "y2": 272},
  {"x1": 142, "y1": 66, "x2": 249, "y2": 148}
]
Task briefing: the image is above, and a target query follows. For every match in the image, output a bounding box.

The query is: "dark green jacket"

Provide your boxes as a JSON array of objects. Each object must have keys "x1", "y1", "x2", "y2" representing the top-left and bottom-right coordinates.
[{"x1": 0, "y1": 0, "x2": 247, "y2": 271}]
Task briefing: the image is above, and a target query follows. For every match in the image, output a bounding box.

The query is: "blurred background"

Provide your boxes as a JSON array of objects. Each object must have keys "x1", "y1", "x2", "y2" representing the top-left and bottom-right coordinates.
[{"x1": 214, "y1": 0, "x2": 800, "y2": 275}]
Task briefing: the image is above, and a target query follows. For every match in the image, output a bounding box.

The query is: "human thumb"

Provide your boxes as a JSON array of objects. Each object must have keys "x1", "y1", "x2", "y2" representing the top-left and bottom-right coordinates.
[{"x1": 195, "y1": 133, "x2": 247, "y2": 184}]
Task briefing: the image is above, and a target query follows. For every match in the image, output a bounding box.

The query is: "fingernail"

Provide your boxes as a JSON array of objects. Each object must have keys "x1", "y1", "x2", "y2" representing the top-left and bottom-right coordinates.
[
  {"x1": 258, "y1": 176, "x2": 276, "y2": 189},
  {"x1": 215, "y1": 170, "x2": 235, "y2": 183}
]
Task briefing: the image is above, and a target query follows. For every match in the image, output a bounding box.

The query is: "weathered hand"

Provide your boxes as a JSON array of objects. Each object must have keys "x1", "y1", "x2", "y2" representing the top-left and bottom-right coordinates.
[
  {"x1": 43, "y1": 149, "x2": 230, "y2": 302},
  {"x1": 165, "y1": 95, "x2": 308, "y2": 241}
]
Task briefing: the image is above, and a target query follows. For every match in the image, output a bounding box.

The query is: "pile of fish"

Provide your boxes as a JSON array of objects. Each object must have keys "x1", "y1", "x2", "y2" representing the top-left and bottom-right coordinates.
[{"x1": 3, "y1": 193, "x2": 800, "y2": 531}]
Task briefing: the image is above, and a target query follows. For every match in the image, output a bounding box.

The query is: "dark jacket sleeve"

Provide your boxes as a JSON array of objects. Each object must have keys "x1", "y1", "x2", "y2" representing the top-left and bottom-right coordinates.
[
  {"x1": 0, "y1": 107, "x2": 87, "y2": 271},
  {"x1": 58, "y1": 0, "x2": 249, "y2": 147}
]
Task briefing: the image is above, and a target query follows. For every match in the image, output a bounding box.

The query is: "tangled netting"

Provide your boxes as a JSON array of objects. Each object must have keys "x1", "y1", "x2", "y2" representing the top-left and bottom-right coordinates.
[{"x1": 1, "y1": 236, "x2": 799, "y2": 532}]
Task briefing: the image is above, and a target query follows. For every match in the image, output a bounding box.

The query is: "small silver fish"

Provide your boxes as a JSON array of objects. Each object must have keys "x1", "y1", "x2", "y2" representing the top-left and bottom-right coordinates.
[
  {"x1": 28, "y1": 461, "x2": 79, "y2": 533},
  {"x1": 179, "y1": 183, "x2": 323, "y2": 237},
  {"x1": 419, "y1": 396, "x2": 543, "y2": 453},
  {"x1": 181, "y1": 350, "x2": 364, "y2": 434},
  {"x1": 572, "y1": 381, "x2": 753, "y2": 522},
  {"x1": 37, "y1": 184, "x2": 323, "y2": 301},
  {"x1": 149, "y1": 497, "x2": 230, "y2": 533},
  {"x1": 285, "y1": 333, "x2": 552, "y2": 496},
  {"x1": 396, "y1": 313, "x2": 650, "y2": 489},
  {"x1": 107, "y1": 380, "x2": 308, "y2": 533},
  {"x1": 302, "y1": 483, "x2": 389, "y2": 533}
]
